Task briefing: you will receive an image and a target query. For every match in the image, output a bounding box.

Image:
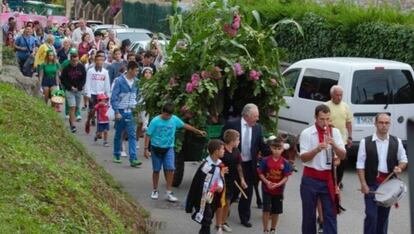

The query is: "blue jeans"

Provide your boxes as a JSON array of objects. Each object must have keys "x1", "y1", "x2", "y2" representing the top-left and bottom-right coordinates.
[
  {"x1": 364, "y1": 184, "x2": 390, "y2": 234},
  {"x1": 300, "y1": 176, "x2": 337, "y2": 234},
  {"x1": 151, "y1": 147, "x2": 175, "y2": 172},
  {"x1": 113, "y1": 111, "x2": 137, "y2": 162}
]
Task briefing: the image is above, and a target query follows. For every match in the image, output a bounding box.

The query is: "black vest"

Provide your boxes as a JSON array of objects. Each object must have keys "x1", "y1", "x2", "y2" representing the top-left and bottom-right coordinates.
[{"x1": 364, "y1": 135, "x2": 399, "y2": 185}]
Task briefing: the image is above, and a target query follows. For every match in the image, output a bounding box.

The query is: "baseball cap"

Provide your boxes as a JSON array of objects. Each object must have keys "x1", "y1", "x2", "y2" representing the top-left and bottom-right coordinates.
[{"x1": 69, "y1": 48, "x2": 78, "y2": 56}]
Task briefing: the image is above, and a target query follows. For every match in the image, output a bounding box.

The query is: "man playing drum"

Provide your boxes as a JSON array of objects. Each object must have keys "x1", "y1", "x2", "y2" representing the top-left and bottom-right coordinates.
[{"x1": 356, "y1": 113, "x2": 408, "y2": 234}]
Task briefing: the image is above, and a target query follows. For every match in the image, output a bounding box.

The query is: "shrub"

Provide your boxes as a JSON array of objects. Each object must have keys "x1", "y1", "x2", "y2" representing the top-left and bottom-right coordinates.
[{"x1": 2, "y1": 45, "x2": 17, "y2": 66}]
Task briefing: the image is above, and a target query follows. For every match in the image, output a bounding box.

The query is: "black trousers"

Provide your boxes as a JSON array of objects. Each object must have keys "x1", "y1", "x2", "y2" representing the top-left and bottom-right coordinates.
[{"x1": 238, "y1": 161, "x2": 255, "y2": 223}]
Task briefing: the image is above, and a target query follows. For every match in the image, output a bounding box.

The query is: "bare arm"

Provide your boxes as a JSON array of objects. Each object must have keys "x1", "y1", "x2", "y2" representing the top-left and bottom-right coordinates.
[
  {"x1": 184, "y1": 124, "x2": 206, "y2": 136},
  {"x1": 331, "y1": 140, "x2": 346, "y2": 160},
  {"x1": 357, "y1": 169, "x2": 369, "y2": 194},
  {"x1": 346, "y1": 121, "x2": 353, "y2": 146},
  {"x1": 143, "y1": 135, "x2": 151, "y2": 158},
  {"x1": 300, "y1": 146, "x2": 322, "y2": 163}
]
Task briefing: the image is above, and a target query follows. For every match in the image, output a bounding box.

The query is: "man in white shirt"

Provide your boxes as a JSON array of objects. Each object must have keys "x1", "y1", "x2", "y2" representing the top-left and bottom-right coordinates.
[
  {"x1": 356, "y1": 113, "x2": 408, "y2": 234},
  {"x1": 85, "y1": 54, "x2": 111, "y2": 130},
  {"x1": 71, "y1": 18, "x2": 94, "y2": 45},
  {"x1": 299, "y1": 104, "x2": 346, "y2": 234}
]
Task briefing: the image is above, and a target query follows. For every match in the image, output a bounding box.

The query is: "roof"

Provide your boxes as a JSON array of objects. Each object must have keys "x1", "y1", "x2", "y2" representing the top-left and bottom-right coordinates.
[{"x1": 290, "y1": 57, "x2": 411, "y2": 70}]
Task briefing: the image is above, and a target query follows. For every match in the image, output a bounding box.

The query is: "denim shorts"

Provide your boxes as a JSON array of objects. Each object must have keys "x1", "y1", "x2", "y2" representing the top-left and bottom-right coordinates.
[
  {"x1": 41, "y1": 77, "x2": 57, "y2": 88},
  {"x1": 65, "y1": 90, "x2": 82, "y2": 107},
  {"x1": 97, "y1": 123, "x2": 110, "y2": 132},
  {"x1": 151, "y1": 147, "x2": 175, "y2": 172}
]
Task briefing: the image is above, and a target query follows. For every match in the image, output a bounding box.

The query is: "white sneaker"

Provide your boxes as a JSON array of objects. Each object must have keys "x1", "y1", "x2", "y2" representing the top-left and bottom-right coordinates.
[
  {"x1": 222, "y1": 223, "x2": 232, "y2": 232},
  {"x1": 121, "y1": 151, "x2": 127, "y2": 157},
  {"x1": 216, "y1": 227, "x2": 223, "y2": 234},
  {"x1": 65, "y1": 115, "x2": 69, "y2": 119},
  {"x1": 76, "y1": 115, "x2": 82, "y2": 121},
  {"x1": 270, "y1": 230, "x2": 277, "y2": 234},
  {"x1": 151, "y1": 190, "x2": 159, "y2": 200},
  {"x1": 165, "y1": 191, "x2": 178, "y2": 202}
]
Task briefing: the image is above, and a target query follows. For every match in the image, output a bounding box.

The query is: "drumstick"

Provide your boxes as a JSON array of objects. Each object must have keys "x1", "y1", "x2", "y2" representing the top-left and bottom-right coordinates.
[
  {"x1": 381, "y1": 171, "x2": 395, "y2": 185},
  {"x1": 357, "y1": 189, "x2": 384, "y2": 195},
  {"x1": 234, "y1": 180, "x2": 248, "y2": 199}
]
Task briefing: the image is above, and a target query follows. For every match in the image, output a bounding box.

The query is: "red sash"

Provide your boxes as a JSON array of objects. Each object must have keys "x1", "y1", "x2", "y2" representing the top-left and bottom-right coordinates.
[{"x1": 303, "y1": 166, "x2": 337, "y2": 215}]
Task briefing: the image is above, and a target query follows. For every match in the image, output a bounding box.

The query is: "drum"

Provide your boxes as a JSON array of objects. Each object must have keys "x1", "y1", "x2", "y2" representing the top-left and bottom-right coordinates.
[{"x1": 375, "y1": 178, "x2": 407, "y2": 207}]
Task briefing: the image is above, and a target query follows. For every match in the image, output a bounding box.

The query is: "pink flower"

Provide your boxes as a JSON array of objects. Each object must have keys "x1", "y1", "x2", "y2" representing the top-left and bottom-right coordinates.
[
  {"x1": 191, "y1": 79, "x2": 199, "y2": 88},
  {"x1": 233, "y1": 63, "x2": 244, "y2": 76},
  {"x1": 249, "y1": 70, "x2": 261, "y2": 80},
  {"x1": 180, "y1": 105, "x2": 195, "y2": 118},
  {"x1": 191, "y1": 73, "x2": 200, "y2": 82},
  {"x1": 201, "y1": 71, "x2": 211, "y2": 79},
  {"x1": 270, "y1": 78, "x2": 277, "y2": 86},
  {"x1": 232, "y1": 14, "x2": 241, "y2": 30},
  {"x1": 186, "y1": 82, "x2": 194, "y2": 93},
  {"x1": 223, "y1": 23, "x2": 237, "y2": 37}
]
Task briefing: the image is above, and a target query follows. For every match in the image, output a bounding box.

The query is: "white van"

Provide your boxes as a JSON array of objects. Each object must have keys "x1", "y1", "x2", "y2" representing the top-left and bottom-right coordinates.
[{"x1": 278, "y1": 57, "x2": 414, "y2": 156}]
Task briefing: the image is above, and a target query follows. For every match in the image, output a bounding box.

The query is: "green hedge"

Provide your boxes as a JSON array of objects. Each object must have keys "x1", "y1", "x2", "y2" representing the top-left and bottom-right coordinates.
[{"x1": 237, "y1": 0, "x2": 414, "y2": 64}]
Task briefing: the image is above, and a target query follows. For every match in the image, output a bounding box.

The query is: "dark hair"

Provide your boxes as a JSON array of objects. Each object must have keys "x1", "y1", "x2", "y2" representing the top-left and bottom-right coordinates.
[
  {"x1": 314, "y1": 104, "x2": 330, "y2": 117},
  {"x1": 223, "y1": 129, "x2": 240, "y2": 144},
  {"x1": 127, "y1": 61, "x2": 138, "y2": 71},
  {"x1": 207, "y1": 139, "x2": 225, "y2": 155},
  {"x1": 127, "y1": 52, "x2": 136, "y2": 59},
  {"x1": 144, "y1": 51, "x2": 153, "y2": 58},
  {"x1": 96, "y1": 50, "x2": 105, "y2": 55},
  {"x1": 94, "y1": 31, "x2": 103, "y2": 37},
  {"x1": 162, "y1": 103, "x2": 175, "y2": 115},
  {"x1": 267, "y1": 137, "x2": 284, "y2": 148},
  {"x1": 375, "y1": 112, "x2": 391, "y2": 122},
  {"x1": 95, "y1": 54, "x2": 104, "y2": 60},
  {"x1": 81, "y1": 33, "x2": 89, "y2": 42},
  {"x1": 121, "y1": 39, "x2": 131, "y2": 52},
  {"x1": 8, "y1": 17, "x2": 14, "y2": 22},
  {"x1": 106, "y1": 39, "x2": 116, "y2": 51}
]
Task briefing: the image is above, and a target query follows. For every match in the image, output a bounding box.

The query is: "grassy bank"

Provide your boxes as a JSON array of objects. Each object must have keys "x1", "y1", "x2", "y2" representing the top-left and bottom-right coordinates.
[{"x1": 0, "y1": 82, "x2": 148, "y2": 233}]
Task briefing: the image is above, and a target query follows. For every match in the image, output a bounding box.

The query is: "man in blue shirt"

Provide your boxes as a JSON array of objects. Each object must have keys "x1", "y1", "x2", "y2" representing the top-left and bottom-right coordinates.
[
  {"x1": 2, "y1": 17, "x2": 15, "y2": 42},
  {"x1": 111, "y1": 61, "x2": 141, "y2": 167},
  {"x1": 14, "y1": 26, "x2": 36, "y2": 72},
  {"x1": 144, "y1": 103, "x2": 207, "y2": 202}
]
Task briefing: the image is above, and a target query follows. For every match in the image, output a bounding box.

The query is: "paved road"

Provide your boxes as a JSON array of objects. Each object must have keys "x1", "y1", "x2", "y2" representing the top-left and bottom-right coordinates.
[{"x1": 70, "y1": 113, "x2": 411, "y2": 234}]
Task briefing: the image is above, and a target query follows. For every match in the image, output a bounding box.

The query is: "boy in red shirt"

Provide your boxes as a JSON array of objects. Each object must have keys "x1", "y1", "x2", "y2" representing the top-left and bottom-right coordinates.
[
  {"x1": 94, "y1": 93, "x2": 110, "y2": 146},
  {"x1": 257, "y1": 136, "x2": 292, "y2": 234}
]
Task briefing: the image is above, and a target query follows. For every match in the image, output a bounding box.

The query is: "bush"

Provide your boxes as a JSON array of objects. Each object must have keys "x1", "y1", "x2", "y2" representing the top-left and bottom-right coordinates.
[
  {"x1": 238, "y1": 0, "x2": 414, "y2": 64},
  {"x1": 2, "y1": 45, "x2": 17, "y2": 66}
]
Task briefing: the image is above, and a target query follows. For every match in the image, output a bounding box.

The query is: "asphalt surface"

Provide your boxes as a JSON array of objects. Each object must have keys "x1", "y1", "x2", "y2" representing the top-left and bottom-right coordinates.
[{"x1": 70, "y1": 112, "x2": 411, "y2": 234}]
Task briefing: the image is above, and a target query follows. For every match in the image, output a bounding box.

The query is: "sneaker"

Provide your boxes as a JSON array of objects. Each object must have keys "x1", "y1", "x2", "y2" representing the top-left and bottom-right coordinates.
[
  {"x1": 113, "y1": 156, "x2": 122, "y2": 163},
  {"x1": 165, "y1": 191, "x2": 178, "y2": 202},
  {"x1": 130, "y1": 160, "x2": 142, "y2": 167},
  {"x1": 318, "y1": 222, "x2": 323, "y2": 233},
  {"x1": 121, "y1": 151, "x2": 128, "y2": 157},
  {"x1": 151, "y1": 190, "x2": 159, "y2": 200},
  {"x1": 263, "y1": 231, "x2": 269, "y2": 234},
  {"x1": 76, "y1": 115, "x2": 82, "y2": 122},
  {"x1": 81, "y1": 106, "x2": 87, "y2": 111},
  {"x1": 222, "y1": 223, "x2": 232, "y2": 232},
  {"x1": 70, "y1": 126, "x2": 77, "y2": 133},
  {"x1": 216, "y1": 226, "x2": 223, "y2": 234},
  {"x1": 270, "y1": 229, "x2": 277, "y2": 234},
  {"x1": 65, "y1": 115, "x2": 69, "y2": 119},
  {"x1": 103, "y1": 142, "x2": 109, "y2": 147}
]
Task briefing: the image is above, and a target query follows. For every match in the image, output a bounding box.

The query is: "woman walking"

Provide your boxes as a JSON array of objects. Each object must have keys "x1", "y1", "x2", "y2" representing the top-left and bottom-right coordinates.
[{"x1": 39, "y1": 50, "x2": 60, "y2": 111}]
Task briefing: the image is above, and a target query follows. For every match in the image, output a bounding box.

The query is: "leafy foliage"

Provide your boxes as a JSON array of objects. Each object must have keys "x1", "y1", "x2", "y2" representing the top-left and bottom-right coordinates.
[
  {"x1": 2, "y1": 45, "x2": 18, "y2": 66},
  {"x1": 140, "y1": 0, "x2": 302, "y2": 133},
  {"x1": 239, "y1": 0, "x2": 414, "y2": 64},
  {"x1": 0, "y1": 83, "x2": 148, "y2": 233}
]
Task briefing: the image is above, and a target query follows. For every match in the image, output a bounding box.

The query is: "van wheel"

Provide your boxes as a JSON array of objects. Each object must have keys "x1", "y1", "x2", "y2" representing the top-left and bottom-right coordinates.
[{"x1": 173, "y1": 153, "x2": 185, "y2": 187}]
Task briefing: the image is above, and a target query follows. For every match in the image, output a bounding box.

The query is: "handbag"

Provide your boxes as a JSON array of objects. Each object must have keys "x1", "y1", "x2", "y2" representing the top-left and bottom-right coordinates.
[{"x1": 151, "y1": 146, "x2": 170, "y2": 156}]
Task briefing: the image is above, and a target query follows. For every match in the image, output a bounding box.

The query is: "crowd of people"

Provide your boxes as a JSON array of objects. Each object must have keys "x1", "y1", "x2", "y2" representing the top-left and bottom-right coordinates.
[{"x1": 3, "y1": 15, "x2": 409, "y2": 234}]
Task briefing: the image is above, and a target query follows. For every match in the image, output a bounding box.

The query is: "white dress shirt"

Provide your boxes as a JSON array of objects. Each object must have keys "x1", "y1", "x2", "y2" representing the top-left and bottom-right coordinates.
[
  {"x1": 299, "y1": 125, "x2": 345, "y2": 171},
  {"x1": 202, "y1": 156, "x2": 224, "y2": 190},
  {"x1": 241, "y1": 118, "x2": 252, "y2": 162},
  {"x1": 71, "y1": 27, "x2": 94, "y2": 45},
  {"x1": 356, "y1": 133, "x2": 408, "y2": 173}
]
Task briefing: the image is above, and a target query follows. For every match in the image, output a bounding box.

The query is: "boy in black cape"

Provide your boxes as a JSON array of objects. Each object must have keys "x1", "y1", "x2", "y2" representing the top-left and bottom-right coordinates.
[{"x1": 185, "y1": 139, "x2": 228, "y2": 234}]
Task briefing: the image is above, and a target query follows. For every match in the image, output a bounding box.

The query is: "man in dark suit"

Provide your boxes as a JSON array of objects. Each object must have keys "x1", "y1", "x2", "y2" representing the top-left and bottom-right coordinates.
[{"x1": 221, "y1": 103, "x2": 270, "y2": 228}]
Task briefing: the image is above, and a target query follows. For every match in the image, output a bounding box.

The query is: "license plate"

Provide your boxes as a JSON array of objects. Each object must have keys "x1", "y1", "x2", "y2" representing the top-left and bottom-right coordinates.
[{"x1": 355, "y1": 116, "x2": 375, "y2": 125}]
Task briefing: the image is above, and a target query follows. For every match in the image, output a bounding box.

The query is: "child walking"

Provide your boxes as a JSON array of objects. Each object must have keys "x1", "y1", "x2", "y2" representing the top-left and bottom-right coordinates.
[
  {"x1": 215, "y1": 129, "x2": 247, "y2": 233},
  {"x1": 94, "y1": 93, "x2": 110, "y2": 146},
  {"x1": 185, "y1": 139, "x2": 228, "y2": 234},
  {"x1": 257, "y1": 136, "x2": 292, "y2": 234}
]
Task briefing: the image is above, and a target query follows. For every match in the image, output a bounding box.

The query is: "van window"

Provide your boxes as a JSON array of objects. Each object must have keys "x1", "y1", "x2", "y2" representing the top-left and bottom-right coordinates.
[
  {"x1": 298, "y1": 68, "x2": 339, "y2": 101},
  {"x1": 283, "y1": 69, "x2": 301, "y2": 96},
  {"x1": 351, "y1": 69, "x2": 414, "y2": 104}
]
